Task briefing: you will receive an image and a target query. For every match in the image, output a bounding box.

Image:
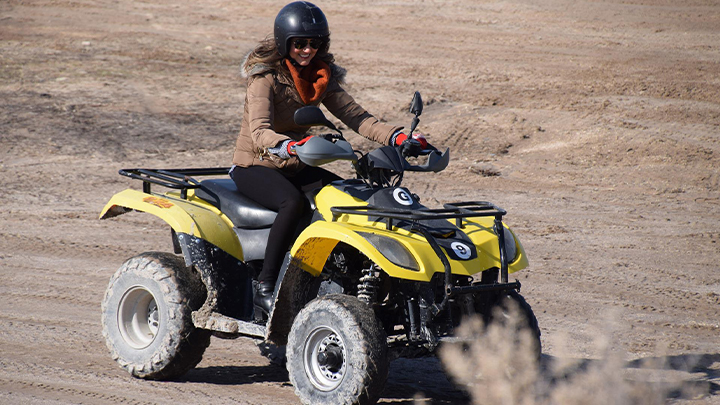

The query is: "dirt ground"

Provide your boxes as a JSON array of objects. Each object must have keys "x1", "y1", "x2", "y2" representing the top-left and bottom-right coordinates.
[{"x1": 1, "y1": 0, "x2": 719, "y2": 403}]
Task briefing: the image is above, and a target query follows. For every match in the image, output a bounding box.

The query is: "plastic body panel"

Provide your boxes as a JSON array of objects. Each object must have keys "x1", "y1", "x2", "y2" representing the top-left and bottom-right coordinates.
[
  {"x1": 99, "y1": 189, "x2": 244, "y2": 261},
  {"x1": 291, "y1": 186, "x2": 529, "y2": 281}
]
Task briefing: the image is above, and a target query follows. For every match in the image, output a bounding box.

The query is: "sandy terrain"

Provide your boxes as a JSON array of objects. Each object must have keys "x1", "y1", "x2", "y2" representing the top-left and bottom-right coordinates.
[{"x1": 1, "y1": 0, "x2": 719, "y2": 403}]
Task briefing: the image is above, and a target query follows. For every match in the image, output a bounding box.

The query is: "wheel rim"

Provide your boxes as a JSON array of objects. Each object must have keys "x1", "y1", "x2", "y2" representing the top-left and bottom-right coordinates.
[
  {"x1": 304, "y1": 326, "x2": 347, "y2": 391},
  {"x1": 117, "y1": 285, "x2": 159, "y2": 349}
]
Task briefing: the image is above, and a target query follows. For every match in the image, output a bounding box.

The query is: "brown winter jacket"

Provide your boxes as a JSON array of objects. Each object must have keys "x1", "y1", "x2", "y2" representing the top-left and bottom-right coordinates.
[{"x1": 232, "y1": 63, "x2": 402, "y2": 174}]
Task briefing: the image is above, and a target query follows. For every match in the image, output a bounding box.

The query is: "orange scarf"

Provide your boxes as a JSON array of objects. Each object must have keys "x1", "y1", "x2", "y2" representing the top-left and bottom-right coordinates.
[{"x1": 284, "y1": 58, "x2": 331, "y2": 105}]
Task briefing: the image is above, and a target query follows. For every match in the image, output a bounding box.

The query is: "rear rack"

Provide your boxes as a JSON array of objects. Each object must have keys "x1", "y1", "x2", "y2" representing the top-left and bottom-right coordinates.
[
  {"x1": 330, "y1": 201, "x2": 519, "y2": 317},
  {"x1": 118, "y1": 167, "x2": 231, "y2": 199}
]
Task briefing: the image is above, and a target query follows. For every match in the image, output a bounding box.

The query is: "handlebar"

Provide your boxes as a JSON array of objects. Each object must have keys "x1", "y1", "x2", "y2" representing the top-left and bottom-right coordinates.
[{"x1": 404, "y1": 147, "x2": 450, "y2": 172}]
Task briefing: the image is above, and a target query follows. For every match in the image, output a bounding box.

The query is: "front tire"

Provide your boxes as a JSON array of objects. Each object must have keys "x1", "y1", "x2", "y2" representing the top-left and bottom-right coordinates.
[
  {"x1": 286, "y1": 294, "x2": 389, "y2": 405},
  {"x1": 482, "y1": 290, "x2": 541, "y2": 358},
  {"x1": 442, "y1": 290, "x2": 541, "y2": 391},
  {"x1": 101, "y1": 252, "x2": 211, "y2": 380}
]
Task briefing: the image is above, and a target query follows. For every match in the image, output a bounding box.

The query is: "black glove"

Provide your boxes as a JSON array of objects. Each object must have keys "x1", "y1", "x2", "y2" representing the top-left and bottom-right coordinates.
[{"x1": 401, "y1": 138, "x2": 423, "y2": 157}]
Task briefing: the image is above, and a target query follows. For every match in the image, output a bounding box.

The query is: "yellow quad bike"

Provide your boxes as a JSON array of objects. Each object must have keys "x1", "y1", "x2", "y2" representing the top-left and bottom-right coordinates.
[{"x1": 99, "y1": 92, "x2": 540, "y2": 405}]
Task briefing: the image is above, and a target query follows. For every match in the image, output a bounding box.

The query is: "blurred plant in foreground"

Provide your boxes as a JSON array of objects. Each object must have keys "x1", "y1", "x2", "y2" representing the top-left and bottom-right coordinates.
[{"x1": 439, "y1": 302, "x2": 693, "y2": 405}]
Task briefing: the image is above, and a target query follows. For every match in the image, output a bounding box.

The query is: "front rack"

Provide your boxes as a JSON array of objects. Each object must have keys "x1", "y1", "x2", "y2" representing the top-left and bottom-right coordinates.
[
  {"x1": 330, "y1": 201, "x2": 519, "y2": 317},
  {"x1": 330, "y1": 201, "x2": 506, "y2": 231},
  {"x1": 119, "y1": 167, "x2": 231, "y2": 199}
]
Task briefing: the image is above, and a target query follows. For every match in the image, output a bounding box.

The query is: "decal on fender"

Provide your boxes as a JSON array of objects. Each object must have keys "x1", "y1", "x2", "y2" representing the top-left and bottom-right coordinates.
[
  {"x1": 143, "y1": 196, "x2": 174, "y2": 209},
  {"x1": 451, "y1": 241, "x2": 472, "y2": 260}
]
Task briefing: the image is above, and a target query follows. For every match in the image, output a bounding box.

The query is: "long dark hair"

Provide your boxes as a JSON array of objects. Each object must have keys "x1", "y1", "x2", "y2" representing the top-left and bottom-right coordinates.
[{"x1": 243, "y1": 35, "x2": 335, "y2": 77}]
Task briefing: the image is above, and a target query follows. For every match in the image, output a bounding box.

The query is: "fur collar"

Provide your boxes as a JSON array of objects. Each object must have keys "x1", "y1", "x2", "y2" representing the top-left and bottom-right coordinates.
[{"x1": 241, "y1": 53, "x2": 347, "y2": 84}]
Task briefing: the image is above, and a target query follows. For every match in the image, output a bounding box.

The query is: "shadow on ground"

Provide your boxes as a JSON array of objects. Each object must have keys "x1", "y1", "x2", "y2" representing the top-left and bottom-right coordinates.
[
  {"x1": 176, "y1": 352, "x2": 720, "y2": 403},
  {"x1": 541, "y1": 352, "x2": 720, "y2": 401},
  {"x1": 181, "y1": 357, "x2": 470, "y2": 403},
  {"x1": 180, "y1": 364, "x2": 290, "y2": 386}
]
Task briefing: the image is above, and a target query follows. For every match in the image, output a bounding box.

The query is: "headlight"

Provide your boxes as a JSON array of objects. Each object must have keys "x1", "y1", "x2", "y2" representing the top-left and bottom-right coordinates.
[
  {"x1": 357, "y1": 232, "x2": 419, "y2": 271},
  {"x1": 503, "y1": 227, "x2": 518, "y2": 263}
]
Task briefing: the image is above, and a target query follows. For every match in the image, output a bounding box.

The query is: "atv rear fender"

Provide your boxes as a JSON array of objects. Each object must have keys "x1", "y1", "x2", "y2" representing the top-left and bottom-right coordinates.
[{"x1": 99, "y1": 189, "x2": 243, "y2": 262}]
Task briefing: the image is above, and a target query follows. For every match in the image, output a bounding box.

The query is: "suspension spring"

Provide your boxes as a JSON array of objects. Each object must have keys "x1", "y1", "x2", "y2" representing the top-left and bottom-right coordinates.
[{"x1": 357, "y1": 264, "x2": 380, "y2": 304}]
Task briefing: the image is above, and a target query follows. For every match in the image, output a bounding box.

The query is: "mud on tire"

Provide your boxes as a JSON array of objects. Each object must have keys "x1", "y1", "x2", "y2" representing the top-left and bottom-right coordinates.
[
  {"x1": 286, "y1": 294, "x2": 389, "y2": 405},
  {"x1": 101, "y1": 252, "x2": 211, "y2": 380}
]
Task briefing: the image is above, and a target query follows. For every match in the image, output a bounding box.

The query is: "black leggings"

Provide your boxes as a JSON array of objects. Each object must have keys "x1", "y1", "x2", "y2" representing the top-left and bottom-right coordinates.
[{"x1": 230, "y1": 165, "x2": 341, "y2": 285}]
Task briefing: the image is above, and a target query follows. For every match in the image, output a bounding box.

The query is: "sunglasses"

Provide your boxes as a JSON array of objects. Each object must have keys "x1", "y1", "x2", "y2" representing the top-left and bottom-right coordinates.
[{"x1": 292, "y1": 38, "x2": 324, "y2": 50}]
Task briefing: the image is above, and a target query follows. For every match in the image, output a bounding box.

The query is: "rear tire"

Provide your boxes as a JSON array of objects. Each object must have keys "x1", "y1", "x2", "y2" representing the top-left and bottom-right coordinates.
[
  {"x1": 286, "y1": 294, "x2": 388, "y2": 405},
  {"x1": 101, "y1": 252, "x2": 211, "y2": 380}
]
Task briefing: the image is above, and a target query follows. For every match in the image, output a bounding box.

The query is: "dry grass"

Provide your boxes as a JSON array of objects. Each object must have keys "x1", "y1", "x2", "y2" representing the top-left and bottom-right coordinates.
[{"x1": 439, "y1": 304, "x2": 692, "y2": 405}]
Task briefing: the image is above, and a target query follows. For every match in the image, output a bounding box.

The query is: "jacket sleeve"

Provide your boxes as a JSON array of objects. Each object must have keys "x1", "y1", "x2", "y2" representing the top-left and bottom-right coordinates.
[
  {"x1": 322, "y1": 82, "x2": 402, "y2": 145},
  {"x1": 246, "y1": 74, "x2": 291, "y2": 150}
]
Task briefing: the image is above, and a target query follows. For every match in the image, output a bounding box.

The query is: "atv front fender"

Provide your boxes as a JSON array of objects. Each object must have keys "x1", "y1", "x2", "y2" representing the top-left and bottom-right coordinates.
[
  {"x1": 289, "y1": 221, "x2": 460, "y2": 282},
  {"x1": 100, "y1": 189, "x2": 243, "y2": 261},
  {"x1": 290, "y1": 220, "x2": 529, "y2": 282}
]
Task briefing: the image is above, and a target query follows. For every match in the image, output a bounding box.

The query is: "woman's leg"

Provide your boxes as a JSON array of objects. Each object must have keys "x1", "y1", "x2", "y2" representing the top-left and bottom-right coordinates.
[{"x1": 231, "y1": 166, "x2": 305, "y2": 286}]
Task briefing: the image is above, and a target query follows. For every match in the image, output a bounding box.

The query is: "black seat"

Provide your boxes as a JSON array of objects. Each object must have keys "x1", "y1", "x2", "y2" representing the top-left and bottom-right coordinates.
[{"x1": 195, "y1": 179, "x2": 277, "y2": 229}]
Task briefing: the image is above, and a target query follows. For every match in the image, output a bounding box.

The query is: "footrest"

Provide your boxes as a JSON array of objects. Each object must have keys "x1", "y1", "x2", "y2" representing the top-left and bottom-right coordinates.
[{"x1": 192, "y1": 311, "x2": 266, "y2": 338}]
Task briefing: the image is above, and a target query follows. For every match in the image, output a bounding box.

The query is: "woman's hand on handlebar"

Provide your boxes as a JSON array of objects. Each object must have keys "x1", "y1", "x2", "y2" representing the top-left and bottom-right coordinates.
[
  {"x1": 395, "y1": 132, "x2": 428, "y2": 148},
  {"x1": 395, "y1": 132, "x2": 431, "y2": 158},
  {"x1": 287, "y1": 135, "x2": 314, "y2": 156},
  {"x1": 397, "y1": 133, "x2": 438, "y2": 158},
  {"x1": 268, "y1": 136, "x2": 313, "y2": 159}
]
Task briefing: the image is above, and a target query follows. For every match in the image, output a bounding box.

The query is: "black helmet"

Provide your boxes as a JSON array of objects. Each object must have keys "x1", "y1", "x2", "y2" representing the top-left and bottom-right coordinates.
[{"x1": 274, "y1": 1, "x2": 330, "y2": 58}]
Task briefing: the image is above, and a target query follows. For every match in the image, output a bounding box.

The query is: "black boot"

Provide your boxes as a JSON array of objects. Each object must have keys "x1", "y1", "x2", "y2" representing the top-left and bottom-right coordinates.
[{"x1": 254, "y1": 281, "x2": 275, "y2": 318}]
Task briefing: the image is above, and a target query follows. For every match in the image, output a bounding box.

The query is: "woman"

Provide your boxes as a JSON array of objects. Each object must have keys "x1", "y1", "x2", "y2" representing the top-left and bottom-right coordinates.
[{"x1": 231, "y1": 1, "x2": 427, "y2": 316}]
